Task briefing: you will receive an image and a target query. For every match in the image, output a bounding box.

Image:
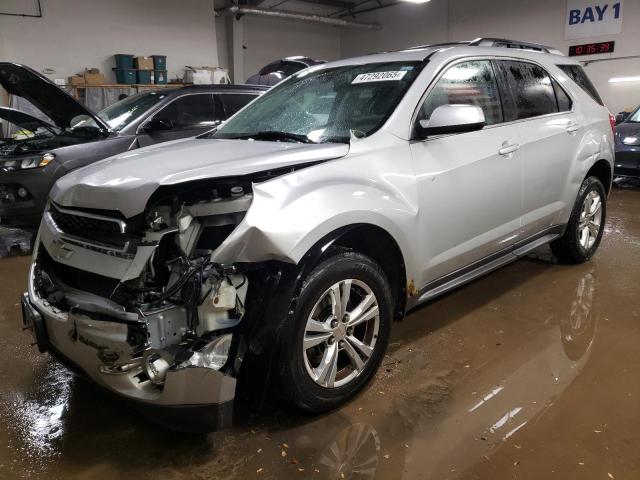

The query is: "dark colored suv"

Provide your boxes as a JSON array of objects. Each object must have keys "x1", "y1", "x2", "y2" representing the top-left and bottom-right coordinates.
[{"x1": 0, "y1": 62, "x2": 267, "y2": 228}]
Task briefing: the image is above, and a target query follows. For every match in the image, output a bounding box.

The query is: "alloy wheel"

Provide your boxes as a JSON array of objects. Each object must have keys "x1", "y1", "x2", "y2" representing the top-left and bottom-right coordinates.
[
  {"x1": 302, "y1": 279, "x2": 380, "y2": 388},
  {"x1": 577, "y1": 190, "x2": 603, "y2": 250}
]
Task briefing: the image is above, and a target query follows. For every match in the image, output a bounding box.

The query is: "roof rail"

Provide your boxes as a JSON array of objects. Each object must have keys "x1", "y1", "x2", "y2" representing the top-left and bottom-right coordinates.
[
  {"x1": 404, "y1": 42, "x2": 470, "y2": 51},
  {"x1": 469, "y1": 38, "x2": 564, "y2": 56}
]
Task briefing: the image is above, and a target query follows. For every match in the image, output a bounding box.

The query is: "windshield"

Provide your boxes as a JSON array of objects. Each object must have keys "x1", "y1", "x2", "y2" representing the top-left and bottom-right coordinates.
[
  {"x1": 213, "y1": 61, "x2": 423, "y2": 143},
  {"x1": 98, "y1": 91, "x2": 168, "y2": 131},
  {"x1": 625, "y1": 107, "x2": 640, "y2": 123}
]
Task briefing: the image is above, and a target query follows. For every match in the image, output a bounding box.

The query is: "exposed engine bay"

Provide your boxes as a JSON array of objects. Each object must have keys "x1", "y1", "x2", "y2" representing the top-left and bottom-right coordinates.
[{"x1": 32, "y1": 178, "x2": 255, "y2": 390}]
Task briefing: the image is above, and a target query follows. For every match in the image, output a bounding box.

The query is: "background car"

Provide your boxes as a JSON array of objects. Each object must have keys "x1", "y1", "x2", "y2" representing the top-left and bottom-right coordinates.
[
  {"x1": 0, "y1": 62, "x2": 268, "y2": 229},
  {"x1": 246, "y1": 56, "x2": 325, "y2": 86},
  {"x1": 614, "y1": 105, "x2": 640, "y2": 178}
]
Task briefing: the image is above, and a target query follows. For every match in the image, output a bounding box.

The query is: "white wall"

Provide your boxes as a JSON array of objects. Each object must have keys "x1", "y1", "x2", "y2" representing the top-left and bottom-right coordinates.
[
  {"x1": 214, "y1": 0, "x2": 342, "y2": 83},
  {"x1": 340, "y1": 0, "x2": 450, "y2": 58},
  {"x1": 242, "y1": 15, "x2": 340, "y2": 81},
  {"x1": 0, "y1": 0, "x2": 219, "y2": 83},
  {"x1": 340, "y1": 0, "x2": 640, "y2": 114}
]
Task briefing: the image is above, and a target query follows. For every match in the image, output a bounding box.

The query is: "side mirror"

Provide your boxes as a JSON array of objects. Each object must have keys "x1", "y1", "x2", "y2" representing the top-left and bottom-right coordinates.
[
  {"x1": 615, "y1": 112, "x2": 629, "y2": 124},
  {"x1": 143, "y1": 118, "x2": 173, "y2": 132},
  {"x1": 415, "y1": 104, "x2": 486, "y2": 139}
]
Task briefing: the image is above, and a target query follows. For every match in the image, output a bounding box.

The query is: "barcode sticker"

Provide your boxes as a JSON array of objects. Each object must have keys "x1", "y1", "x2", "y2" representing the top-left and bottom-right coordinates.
[{"x1": 352, "y1": 71, "x2": 408, "y2": 84}]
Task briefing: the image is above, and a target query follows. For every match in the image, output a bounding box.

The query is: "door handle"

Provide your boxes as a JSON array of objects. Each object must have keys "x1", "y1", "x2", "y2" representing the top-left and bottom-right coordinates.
[
  {"x1": 566, "y1": 123, "x2": 580, "y2": 133},
  {"x1": 499, "y1": 142, "x2": 520, "y2": 156}
]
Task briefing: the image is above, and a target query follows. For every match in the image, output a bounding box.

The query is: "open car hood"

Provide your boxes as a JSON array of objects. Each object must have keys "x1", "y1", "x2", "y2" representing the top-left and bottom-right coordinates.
[
  {"x1": 0, "y1": 106, "x2": 56, "y2": 134},
  {"x1": 0, "y1": 62, "x2": 109, "y2": 132},
  {"x1": 51, "y1": 137, "x2": 350, "y2": 218}
]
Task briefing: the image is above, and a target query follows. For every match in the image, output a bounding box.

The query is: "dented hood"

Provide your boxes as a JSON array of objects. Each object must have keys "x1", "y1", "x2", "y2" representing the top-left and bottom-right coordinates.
[{"x1": 51, "y1": 137, "x2": 349, "y2": 217}]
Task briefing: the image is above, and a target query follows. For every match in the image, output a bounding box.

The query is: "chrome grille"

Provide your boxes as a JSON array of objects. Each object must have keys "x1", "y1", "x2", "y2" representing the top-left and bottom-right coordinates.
[{"x1": 48, "y1": 203, "x2": 131, "y2": 251}]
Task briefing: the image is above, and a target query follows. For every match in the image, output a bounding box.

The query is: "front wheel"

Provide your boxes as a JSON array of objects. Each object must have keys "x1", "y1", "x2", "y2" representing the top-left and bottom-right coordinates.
[
  {"x1": 551, "y1": 176, "x2": 607, "y2": 264},
  {"x1": 278, "y1": 252, "x2": 392, "y2": 413}
]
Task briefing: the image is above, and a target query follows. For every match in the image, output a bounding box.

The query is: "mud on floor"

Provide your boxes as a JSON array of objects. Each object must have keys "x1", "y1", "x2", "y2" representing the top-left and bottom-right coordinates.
[{"x1": 0, "y1": 185, "x2": 639, "y2": 480}]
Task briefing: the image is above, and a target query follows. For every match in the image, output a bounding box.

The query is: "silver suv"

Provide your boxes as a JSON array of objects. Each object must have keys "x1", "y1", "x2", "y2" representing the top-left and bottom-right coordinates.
[{"x1": 21, "y1": 39, "x2": 614, "y2": 431}]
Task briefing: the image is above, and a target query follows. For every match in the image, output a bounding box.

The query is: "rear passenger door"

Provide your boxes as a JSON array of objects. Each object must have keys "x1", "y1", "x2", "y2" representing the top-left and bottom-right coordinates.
[
  {"x1": 495, "y1": 60, "x2": 579, "y2": 236},
  {"x1": 137, "y1": 93, "x2": 224, "y2": 147}
]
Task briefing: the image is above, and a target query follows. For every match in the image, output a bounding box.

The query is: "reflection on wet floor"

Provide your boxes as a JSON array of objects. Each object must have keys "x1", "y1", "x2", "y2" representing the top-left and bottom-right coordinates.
[{"x1": 0, "y1": 186, "x2": 639, "y2": 479}]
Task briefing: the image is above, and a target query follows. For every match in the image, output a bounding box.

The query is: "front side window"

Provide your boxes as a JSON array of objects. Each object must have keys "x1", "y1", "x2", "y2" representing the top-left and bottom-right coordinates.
[
  {"x1": 212, "y1": 61, "x2": 424, "y2": 144},
  {"x1": 155, "y1": 94, "x2": 222, "y2": 129},
  {"x1": 219, "y1": 93, "x2": 259, "y2": 117},
  {"x1": 496, "y1": 61, "x2": 558, "y2": 120},
  {"x1": 417, "y1": 60, "x2": 503, "y2": 126}
]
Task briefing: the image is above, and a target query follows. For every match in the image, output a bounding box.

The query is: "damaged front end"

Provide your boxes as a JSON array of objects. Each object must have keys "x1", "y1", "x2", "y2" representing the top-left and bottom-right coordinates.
[{"x1": 22, "y1": 177, "x2": 275, "y2": 431}]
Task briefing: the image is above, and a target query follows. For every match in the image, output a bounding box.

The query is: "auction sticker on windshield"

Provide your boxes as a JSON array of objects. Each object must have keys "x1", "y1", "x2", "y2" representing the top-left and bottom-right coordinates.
[{"x1": 352, "y1": 71, "x2": 408, "y2": 83}]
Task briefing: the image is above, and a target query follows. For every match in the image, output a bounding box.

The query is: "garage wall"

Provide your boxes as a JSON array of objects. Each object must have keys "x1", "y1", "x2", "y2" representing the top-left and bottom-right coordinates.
[
  {"x1": 0, "y1": 0, "x2": 219, "y2": 83},
  {"x1": 340, "y1": 0, "x2": 640, "y2": 114},
  {"x1": 215, "y1": 0, "x2": 342, "y2": 83},
  {"x1": 242, "y1": 15, "x2": 340, "y2": 82}
]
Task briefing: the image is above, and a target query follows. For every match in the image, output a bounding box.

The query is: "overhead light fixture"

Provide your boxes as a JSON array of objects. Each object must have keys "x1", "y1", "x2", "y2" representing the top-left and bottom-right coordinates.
[
  {"x1": 400, "y1": 0, "x2": 431, "y2": 3},
  {"x1": 609, "y1": 76, "x2": 640, "y2": 83}
]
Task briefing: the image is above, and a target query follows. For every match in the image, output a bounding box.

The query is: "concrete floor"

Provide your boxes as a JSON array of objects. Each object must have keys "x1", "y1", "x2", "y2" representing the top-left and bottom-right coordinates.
[{"x1": 0, "y1": 182, "x2": 639, "y2": 480}]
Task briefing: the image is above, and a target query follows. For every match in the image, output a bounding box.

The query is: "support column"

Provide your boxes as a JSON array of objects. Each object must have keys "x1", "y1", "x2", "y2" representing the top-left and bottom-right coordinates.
[{"x1": 229, "y1": 15, "x2": 244, "y2": 84}]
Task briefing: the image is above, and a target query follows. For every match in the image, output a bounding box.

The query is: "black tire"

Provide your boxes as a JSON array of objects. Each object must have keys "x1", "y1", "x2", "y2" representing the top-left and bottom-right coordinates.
[
  {"x1": 278, "y1": 251, "x2": 393, "y2": 413},
  {"x1": 551, "y1": 176, "x2": 607, "y2": 264}
]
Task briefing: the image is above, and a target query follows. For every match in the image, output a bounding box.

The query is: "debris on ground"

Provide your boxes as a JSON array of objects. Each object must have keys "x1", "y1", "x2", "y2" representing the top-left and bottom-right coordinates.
[{"x1": 0, "y1": 227, "x2": 32, "y2": 257}]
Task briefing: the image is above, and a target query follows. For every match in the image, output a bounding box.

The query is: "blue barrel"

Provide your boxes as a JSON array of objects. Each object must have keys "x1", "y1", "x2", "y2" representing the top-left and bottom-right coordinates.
[
  {"x1": 152, "y1": 55, "x2": 167, "y2": 70},
  {"x1": 136, "y1": 70, "x2": 152, "y2": 84},
  {"x1": 114, "y1": 54, "x2": 134, "y2": 70},
  {"x1": 114, "y1": 68, "x2": 136, "y2": 84},
  {"x1": 154, "y1": 70, "x2": 168, "y2": 84}
]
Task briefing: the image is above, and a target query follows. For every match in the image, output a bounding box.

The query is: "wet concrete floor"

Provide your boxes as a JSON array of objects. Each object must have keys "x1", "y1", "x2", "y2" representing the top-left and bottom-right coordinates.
[{"x1": 0, "y1": 183, "x2": 639, "y2": 480}]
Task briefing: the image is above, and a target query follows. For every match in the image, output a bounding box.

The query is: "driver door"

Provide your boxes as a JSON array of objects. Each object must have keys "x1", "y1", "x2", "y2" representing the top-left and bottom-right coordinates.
[
  {"x1": 409, "y1": 59, "x2": 524, "y2": 287},
  {"x1": 137, "y1": 93, "x2": 223, "y2": 147}
]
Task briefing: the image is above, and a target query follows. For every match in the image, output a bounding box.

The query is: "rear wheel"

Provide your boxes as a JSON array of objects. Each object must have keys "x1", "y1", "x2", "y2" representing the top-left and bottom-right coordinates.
[
  {"x1": 551, "y1": 176, "x2": 606, "y2": 264},
  {"x1": 278, "y1": 252, "x2": 392, "y2": 413}
]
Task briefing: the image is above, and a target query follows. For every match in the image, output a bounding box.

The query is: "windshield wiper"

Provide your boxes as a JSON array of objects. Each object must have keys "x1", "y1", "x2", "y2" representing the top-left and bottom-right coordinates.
[{"x1": 225, "y1": 131, "x2": 316, "y2": 144}]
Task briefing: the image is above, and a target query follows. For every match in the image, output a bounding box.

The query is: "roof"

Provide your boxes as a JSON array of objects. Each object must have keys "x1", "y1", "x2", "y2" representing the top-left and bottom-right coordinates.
[
  {"x1": 177, "y1": 84, "x2": 269, "y2": 93},
  {"x1": 305, "y1": 38, "x2": 579, "y2": 71}
]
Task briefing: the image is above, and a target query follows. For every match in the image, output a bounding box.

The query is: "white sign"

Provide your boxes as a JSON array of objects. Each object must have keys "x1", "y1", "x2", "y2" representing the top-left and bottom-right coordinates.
[
  {"x1": 565, "y1": 0, "x2": 623, "y2": 40},
  {"x1": 352, "y1": 71, "x2": 407, "y2": 84}
]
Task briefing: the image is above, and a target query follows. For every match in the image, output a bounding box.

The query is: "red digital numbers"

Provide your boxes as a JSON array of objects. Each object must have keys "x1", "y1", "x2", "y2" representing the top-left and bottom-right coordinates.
[{"x1": 569, "y1": 41, "x2": 615, "y2": 57}]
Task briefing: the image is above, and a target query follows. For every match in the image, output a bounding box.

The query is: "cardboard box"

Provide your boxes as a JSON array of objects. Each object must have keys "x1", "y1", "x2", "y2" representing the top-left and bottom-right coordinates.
[
  {"x1": 84, "y1": 73, "x2": 106, "y2": 85},
  {"x1": 135, "y1": 56, "x2": 154, "y2": 70},
  {"x1": 85, "y1": 68, "x2": 100, "y2": 74},
  {"x1": 68, "y1": 75, "x2": 85, "y2": 86}
]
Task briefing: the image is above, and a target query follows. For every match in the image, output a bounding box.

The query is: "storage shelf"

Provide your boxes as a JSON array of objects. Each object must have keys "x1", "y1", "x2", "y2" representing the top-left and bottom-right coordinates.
[{"x1": 69, "y1": 83, "x2": 184, "y2": 99}]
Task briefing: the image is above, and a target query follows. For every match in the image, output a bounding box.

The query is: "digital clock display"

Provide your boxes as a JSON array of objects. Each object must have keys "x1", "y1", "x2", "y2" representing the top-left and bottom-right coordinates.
[{"x1": 568, "y1": 41, "x2": 615, "y2": 57}]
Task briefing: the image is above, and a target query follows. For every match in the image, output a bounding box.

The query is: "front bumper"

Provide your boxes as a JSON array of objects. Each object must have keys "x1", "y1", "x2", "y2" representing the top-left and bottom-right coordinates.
[
  {"x1": 22, "y1": 230, "x2": 239, "y2": 431},
  {"x1": 614, "y1": 147, "x2": 640, "y2": 178}
]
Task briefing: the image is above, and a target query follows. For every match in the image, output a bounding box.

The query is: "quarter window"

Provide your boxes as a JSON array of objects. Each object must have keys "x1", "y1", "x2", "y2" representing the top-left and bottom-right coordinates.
[
  {"x1": 418, "y1": 60, "x2": 503, "y2": 126},
  {"x1": 154, "y1": 94, "x2": 222, "y2": 129},
  {"x1": 496, "y1": 61, "x2": 558, "y2": 120}
]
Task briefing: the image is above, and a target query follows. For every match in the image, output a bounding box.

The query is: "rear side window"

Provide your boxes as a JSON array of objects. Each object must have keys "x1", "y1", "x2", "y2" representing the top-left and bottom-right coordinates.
[
  {"x1": 219, "y1": 93, "x2": 258, "y2": 117},
  {"x1": 557, "y1": 65, "x2": 604, "y2": 106},
  {"x1": 495, "y1": 61, "x2": 558, "y2": 120},
  {"x1": 418, "y1": 60, "x2": 503, "y2": 125}
]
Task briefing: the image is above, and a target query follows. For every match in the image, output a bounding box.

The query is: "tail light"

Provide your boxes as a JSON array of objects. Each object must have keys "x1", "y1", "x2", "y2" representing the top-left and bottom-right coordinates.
[{"x1": 609, "y1": 112, "x2": 616, "y2": 133}]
